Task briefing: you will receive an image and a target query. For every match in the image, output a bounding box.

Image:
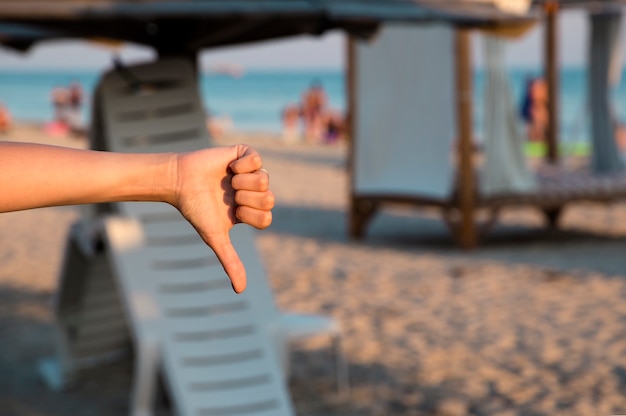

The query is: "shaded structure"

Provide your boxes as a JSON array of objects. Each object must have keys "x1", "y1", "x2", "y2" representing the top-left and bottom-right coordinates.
[
  {"x1": 347, "y1": 0, "x2": 626, "y2": 248},
  {"x1": 0, "y1": 0, "x2": 535, "y2": 54}
]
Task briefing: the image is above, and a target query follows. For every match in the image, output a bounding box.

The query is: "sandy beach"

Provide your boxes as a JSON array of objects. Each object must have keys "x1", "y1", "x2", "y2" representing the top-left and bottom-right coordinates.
[{"x1": 3, "y1": 122, "x2": 626, "y2": 415}]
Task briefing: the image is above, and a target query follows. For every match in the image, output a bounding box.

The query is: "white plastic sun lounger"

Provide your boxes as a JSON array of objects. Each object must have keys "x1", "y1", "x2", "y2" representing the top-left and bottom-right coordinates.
[
  {"x1": 40, "y1": 56, "x2": 214, "y2": 394},
  {"x1": 38, "y1": 220, "x2": 131, "y2": 391},
  {"x1": 104, "y1": 215, "x2": 295, "y2": 416},
  {"x1": 96, "y1": 55, "x2": 347, "y2": 390},
  {"x1": 40, "y1": 58, "x2": 347, "y2": 414},
  {"x1": 96, "y1": 55, "x2": 347, "y2": 389}
]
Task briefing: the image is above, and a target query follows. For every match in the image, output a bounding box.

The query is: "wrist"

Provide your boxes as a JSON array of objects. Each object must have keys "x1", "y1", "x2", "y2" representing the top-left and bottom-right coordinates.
[
  {"x1": 160, "y1": 152, "x2": 181, "y2": 207},
  {"x1": 118, "y1": 151, "x2": 180, "y2": 206}
]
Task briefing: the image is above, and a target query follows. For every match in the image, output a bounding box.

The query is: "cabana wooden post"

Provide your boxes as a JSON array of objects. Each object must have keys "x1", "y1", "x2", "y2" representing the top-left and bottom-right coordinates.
[
  {"x1": 455, "y1": 29, "x2": 479, "y2": 249},
  {"x1": 544, "y1": 0, "x2": 560, "y2": 165},
  {"x1": 542, "y1": 0, "x2": 564, "y2": 227}
]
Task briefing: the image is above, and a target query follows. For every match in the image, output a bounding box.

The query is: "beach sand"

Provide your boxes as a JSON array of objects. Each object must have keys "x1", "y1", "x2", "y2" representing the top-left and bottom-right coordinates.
[{"x1": 3, "y1": 123, "x2": 626, "y2": 415}]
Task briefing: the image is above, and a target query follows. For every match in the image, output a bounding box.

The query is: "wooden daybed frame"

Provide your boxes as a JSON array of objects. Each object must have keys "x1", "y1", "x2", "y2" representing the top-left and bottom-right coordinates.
[
  {"x1": 349, "y1": 161, "x2": 626, "y2": 247},
  {"x1": 347, "y1": 13, "x2": 626, "y2": 248}
]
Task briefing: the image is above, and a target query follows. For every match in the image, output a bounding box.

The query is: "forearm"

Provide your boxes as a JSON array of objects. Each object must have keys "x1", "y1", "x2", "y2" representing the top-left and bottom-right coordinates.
[
  {"x1": 0, "y1": 142, "x2": 273, "y2": 293},
  {"x1": 0, "y1": 142, "x2": 177, "y2": 212}
]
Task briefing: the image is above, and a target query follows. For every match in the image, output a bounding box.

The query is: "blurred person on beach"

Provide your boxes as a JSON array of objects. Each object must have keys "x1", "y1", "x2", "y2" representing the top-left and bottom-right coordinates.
[
  {"x1": 281, "y1": 103, "x2": 302, "y2": 143},
  {"x1": 51, "y1": 85, "x2": 69, "y2": 124},
  {"x1": 66, "y1": 81, "x2": 85, "y2": 137},
  {"x1": 0, "y1": 142, "x2": 274, "y2": 294},
  {"x1": 284, "y1": 82, "x2": 345, "y2": 144},
  {"x1": 520, "y1": 76, "x2": 549, "y2": 142},
  {"x1": 207, "y1": 116, "x2": 233, "y2": 140},
  {"x1": 301, "y1": 80, "x2": 328, "y2": 143},
  {"x1": 0, "y1": 102, "x2": 12, "y2": 135},
  {"x1": 47, "y1": 85, "x2": 71, "y2": 137},
  {"x1": 615, "y1": 122, "x2": 626, "y2": 156},
  {"x1": 323, "y1": 109, "x2": 346, "y2": 144},
  {"x1": 206, "y1": 109, "x2": 234, "y2": 141}
]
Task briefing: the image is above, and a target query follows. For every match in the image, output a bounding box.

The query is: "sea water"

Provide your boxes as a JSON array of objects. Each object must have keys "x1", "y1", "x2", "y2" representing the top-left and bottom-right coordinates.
[{"x1": 1, "y1": 67, "x2": 626, "y2": 143}]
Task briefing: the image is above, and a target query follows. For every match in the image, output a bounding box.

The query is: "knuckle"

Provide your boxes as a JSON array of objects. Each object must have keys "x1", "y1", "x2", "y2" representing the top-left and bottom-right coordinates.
[
  {"x1": 263, "y1": 192, "x2": 275, "y2": 210},
  {"x1": 251, "y1": 154, "x2": 263, "y2": 168},
  {"x1": 258, "y1": 175, "x2": 269, "y2": 191},
  {"x1": 258, "y1": 211, "x2": 273, "y2": 229},
  {"x1": 235, "y1": 205, "x2": 244, "y2": 221},
  {"x1": 231, "y1": 175, "x2": 242, "y2": 190},
  {"x1": 234, "y1": 191, "x2": 245, "y2": 205}
]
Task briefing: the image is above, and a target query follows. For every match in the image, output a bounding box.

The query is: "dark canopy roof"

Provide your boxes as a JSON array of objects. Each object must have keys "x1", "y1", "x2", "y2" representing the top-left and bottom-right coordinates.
[{"x1": 0, "y1": 1, "x2": 537, "y2": 53}]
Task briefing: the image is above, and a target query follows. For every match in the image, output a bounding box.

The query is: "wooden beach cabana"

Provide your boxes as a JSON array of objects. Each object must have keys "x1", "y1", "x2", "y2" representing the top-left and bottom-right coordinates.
[{"x1": 347, "y1": 0, "x2": 626, "y2": 248}]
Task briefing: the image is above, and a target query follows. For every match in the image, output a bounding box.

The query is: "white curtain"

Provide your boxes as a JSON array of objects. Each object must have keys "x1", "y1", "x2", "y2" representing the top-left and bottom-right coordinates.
[
  {"x1": 353, "y1": 24, "x2": 457, "y2": 199},
  {"x1": 481, "y1": 35, "x2": 536, "y2": 195},
  {"x1": 588, "y1": 11, "x2": 624, "y2": 174}
]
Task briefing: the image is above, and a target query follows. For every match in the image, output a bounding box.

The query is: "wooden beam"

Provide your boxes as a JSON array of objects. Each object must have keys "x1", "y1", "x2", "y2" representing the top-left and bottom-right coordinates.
[
  {"x1": 455, "y1": 29, "x2": 477, "y2": 249},
  {"x1": 346, "y1": 36, "x2": 356, "y2": 173},
  {"x1": 346, "y1": 35, "x2": 363, "y2": 238},
  {"x1": 544, "y1": 0, "x2": 560, "y2": 163}
]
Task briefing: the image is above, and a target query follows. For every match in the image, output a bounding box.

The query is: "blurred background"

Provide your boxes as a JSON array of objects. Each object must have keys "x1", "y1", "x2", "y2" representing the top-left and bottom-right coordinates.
[
  {"x1": 0, "y1": 9, "x2": 620, "y2": 140},
  {"x1": 5, "y1": 3, "x2": 626, "y2": 416}
]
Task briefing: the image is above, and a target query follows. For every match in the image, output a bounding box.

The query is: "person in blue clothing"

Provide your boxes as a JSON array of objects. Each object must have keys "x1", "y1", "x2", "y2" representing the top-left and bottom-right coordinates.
[
  {"x1": 520, "y1": 76, "x2": 548, "y2": 142},
  {"x1": 520, "y1": 76, "x2": 533, "y2": 125}
]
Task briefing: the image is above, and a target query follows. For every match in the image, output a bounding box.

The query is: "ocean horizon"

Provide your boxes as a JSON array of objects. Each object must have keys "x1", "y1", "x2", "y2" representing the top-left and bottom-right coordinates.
[{"x1": 1, "y1": 65, "x2": 625, "y2": 143}]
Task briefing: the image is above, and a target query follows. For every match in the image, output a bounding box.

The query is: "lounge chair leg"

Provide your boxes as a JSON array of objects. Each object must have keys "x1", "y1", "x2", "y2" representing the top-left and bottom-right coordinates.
[
  {"x1": 131, "y1": 335, "x2": 160, "y2": 416},
  {"x1": 543, "y1": 206, "x2": 563, "y2": 229},
  {"x1": 332, "y1": 334, "x2": 350, "y2": 398},
  {"x1": 349, "y1": 198, "x2": 378, "y2": 239},
  {"x1": 477, "y1": 207, "x2": 500, "y2": 240}
]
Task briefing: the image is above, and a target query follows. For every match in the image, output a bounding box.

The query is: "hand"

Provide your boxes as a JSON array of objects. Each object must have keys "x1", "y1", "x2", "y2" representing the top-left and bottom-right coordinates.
[{"x1": 173, "y1": 145, "x2": 274, "y2": 294}]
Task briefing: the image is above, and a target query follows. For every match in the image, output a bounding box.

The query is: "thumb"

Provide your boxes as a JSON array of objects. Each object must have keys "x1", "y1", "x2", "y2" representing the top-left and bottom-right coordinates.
[{"x1": 209, "y1": 233, "x2": 247, "y2": 294}]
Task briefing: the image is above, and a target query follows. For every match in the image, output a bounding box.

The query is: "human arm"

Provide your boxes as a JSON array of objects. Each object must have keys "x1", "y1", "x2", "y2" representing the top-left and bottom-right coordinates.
[{"x1": 0, "y1": 142, "x2": 274, "y2": 293}]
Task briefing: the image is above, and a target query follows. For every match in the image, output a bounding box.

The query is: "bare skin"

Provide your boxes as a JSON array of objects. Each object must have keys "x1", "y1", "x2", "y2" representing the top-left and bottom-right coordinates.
[{"x1": 0, "y1": 142, "x2": 274, "y2": 293}]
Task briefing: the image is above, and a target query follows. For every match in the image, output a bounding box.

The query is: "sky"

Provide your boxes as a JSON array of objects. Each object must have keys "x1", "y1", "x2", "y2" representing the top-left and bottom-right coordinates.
[{"x1": 0, "y1": 9, "x2": 618, "y2": 71}]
